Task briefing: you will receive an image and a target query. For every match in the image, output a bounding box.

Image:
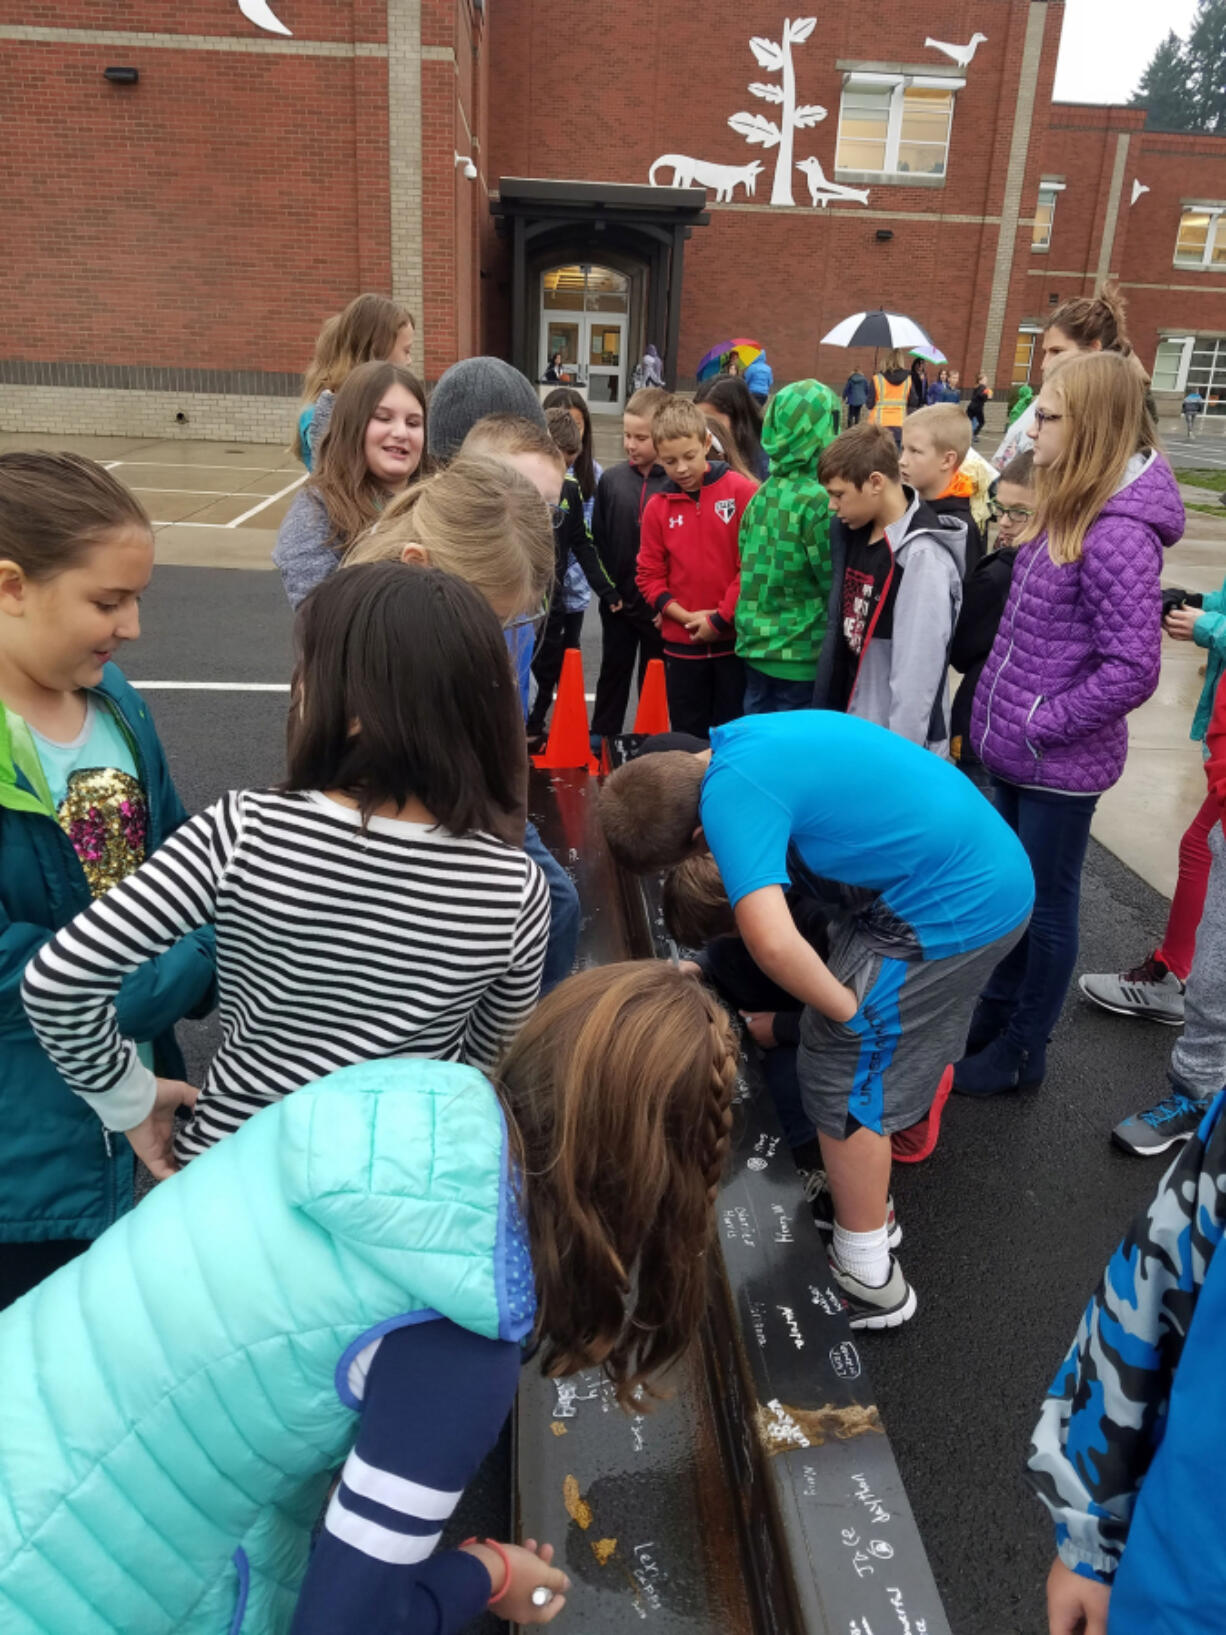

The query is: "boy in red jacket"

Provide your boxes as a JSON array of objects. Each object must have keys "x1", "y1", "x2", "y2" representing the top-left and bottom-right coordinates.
[{"x1": 636, "y1": 397, "x2": 758, "y2": 738}]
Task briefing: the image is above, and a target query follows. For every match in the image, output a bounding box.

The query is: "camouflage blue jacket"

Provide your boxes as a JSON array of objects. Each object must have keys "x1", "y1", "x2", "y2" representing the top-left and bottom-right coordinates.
[{"x1": 1027, "y1": 1092, "x2": 1226, "y2": 1628}]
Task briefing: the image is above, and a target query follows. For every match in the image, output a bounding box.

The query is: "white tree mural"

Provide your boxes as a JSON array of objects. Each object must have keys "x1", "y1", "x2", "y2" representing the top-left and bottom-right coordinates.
[{"x1": 728, "y1": 18, "x2": 825, "y2": 208}]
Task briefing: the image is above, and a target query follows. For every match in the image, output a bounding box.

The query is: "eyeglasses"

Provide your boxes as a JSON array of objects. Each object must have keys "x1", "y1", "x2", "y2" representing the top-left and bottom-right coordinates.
[
  {"x1": 989, "y1": 504, "x2": 1035, "y2": 525},
  {"x1": 1032, "y1": 408, "x2": 1064, "y2": 429}
]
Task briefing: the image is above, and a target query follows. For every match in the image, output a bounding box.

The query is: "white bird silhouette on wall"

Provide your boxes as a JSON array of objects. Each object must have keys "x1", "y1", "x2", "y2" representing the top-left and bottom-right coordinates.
[
  {"x1": 923, "y1": 33, "x2": 987, "y2": 69},
  {"x1": 238, "y1": 0, "x2": 291, "y2": 35},
  {"x1": 1131, "y1": 179, "x2": 1150, "y2": 206}
]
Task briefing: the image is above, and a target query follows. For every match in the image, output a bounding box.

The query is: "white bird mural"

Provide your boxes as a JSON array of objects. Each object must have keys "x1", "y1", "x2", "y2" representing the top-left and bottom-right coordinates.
[
  {"x1": 1131, "y1": 179, "x2": 1150, "y2": 206},
  {"x1": 237, "y1": 0, "x2": 292, "y2": 35},
  {"x1": 795, "y1": 156, "x2": 870, "y2": 208},
  {"x1": 923, "y1": 32, "x2": 987, "y2": 69}
]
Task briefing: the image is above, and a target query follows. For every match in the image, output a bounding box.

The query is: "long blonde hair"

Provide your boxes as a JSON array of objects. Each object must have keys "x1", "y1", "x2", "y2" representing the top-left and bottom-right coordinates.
[
  {"x1": 1022, "y1": 350, "x2": 1153, "y2": 566},
  {"x1": 295, "y1": 294, "x2": 415, "y2": 456},
  {"x1": 343, "y1": 454, "x2": 555, "y2": 618}
]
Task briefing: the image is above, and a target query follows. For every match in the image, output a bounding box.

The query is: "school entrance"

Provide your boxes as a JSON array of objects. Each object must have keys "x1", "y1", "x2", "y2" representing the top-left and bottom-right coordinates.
[
  {"x1": 539, "y1": 265, "x2": 629, "y2": 413},
  {"x1": 491, "y1": 178, "x2": 710, "y2": 404}
]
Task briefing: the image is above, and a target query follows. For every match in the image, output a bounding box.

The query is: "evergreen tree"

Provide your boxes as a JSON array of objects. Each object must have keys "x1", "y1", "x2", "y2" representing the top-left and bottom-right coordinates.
[
  {"x1": 1185, "y1": 0, "x2": 1226, "y2": 135},
  {"x1": 1131, "y1": 3, "x2": 1226, "y2": 134},
  {"x1": 1131, "y1": 30, "x2": 1193, "y2": 131}
]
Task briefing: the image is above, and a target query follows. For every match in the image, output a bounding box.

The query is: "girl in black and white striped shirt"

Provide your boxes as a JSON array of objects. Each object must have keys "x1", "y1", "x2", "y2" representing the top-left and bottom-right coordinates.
[{"x1": 23, "y1": 563, "x2": 550, "y2": 1173}]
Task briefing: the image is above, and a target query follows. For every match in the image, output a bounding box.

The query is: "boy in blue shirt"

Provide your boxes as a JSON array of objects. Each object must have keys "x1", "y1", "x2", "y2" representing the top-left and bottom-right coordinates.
[{"x1": 600, "y1": 712, "x2": 1033, "y2": 1328}]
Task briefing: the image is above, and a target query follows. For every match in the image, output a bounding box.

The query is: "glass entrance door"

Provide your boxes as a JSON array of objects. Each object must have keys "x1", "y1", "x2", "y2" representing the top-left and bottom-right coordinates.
[
  {"x1": 540, "y1": 264, "x2": 631, "y2": 414},
  {"x1": 585, "y1": 315, "x2": 626, "y2": 410}
]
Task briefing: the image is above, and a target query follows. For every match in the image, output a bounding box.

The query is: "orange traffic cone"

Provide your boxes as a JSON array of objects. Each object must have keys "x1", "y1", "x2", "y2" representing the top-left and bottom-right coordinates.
[
  {"x1": 632, "y1": 657, "x2": 670, "y2": 735},
  {"x1": 531, "y1": 647, "x2": 598, "y2": 773}
]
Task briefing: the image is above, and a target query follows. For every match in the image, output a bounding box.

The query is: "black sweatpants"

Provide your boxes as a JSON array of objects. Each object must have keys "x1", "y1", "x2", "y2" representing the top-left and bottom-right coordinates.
[
  {"x1": 527, "y1": 609, "x2": 585, "y2": 736},
  {"x1": 663, "y1": 652, "x2": 745, "y2": 740},
  {"x1": 591, "y1": 604, "x2": 663, "y2": 738}
]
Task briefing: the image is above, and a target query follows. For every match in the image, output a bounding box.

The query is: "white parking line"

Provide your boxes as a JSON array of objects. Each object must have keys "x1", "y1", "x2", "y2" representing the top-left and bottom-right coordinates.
[
  {"x1": 131, "y1": 681, "x2": 291, "y2": 691},
  {"x1": 226, "y1": 473, "x2": 307, "y2": 527}
]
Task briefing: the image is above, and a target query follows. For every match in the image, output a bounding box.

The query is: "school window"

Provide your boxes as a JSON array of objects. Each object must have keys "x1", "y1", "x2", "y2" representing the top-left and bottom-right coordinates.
[
  {"x1": 1174, "y1": 207, "x2": 1226, "y2": 269},
  {"x1": 834, "y1": 75, "x2": 959, "y2": 178},
  {"x1": 1012, "y1": 328, "x2": 1040, "y2": 386},
  {"x1": 1152, "y1": 334, "x2": 1226, "y2": 414},
  {"x1": 1031, "y1": 182, "x2": 1064, "y2": 251}
]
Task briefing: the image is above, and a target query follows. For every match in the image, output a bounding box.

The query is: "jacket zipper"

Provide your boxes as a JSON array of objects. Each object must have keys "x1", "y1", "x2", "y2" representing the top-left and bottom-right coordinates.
[{"x1": 980, "y1": 542, "x2": 1043, "y2": 761}]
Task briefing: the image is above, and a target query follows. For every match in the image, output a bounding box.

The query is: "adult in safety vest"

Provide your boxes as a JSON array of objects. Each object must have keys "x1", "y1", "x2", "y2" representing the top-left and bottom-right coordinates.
[
  {"x1": 867, "y1": 348, "x2": 913, "y2": 445},
  {"x1": 0, "y1": 963, "x2": 738, "y2": 1635}
]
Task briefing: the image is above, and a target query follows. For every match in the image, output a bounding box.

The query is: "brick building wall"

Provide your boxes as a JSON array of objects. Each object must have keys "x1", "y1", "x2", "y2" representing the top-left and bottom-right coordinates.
[{"x1": 1, "y1": 0, "x2": 1224, "y2": 437}]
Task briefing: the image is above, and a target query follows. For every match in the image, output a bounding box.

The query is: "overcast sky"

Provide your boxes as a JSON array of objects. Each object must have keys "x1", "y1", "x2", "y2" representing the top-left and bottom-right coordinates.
[{"x1": 1053, "y1": 0, "x2": 1201, "y2": 103}]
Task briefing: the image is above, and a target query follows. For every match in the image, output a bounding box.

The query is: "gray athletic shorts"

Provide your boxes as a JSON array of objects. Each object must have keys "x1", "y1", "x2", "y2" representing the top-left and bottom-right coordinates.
[{"x1": 797, "y1": 918, "x2": 1026, "y2": 1139}]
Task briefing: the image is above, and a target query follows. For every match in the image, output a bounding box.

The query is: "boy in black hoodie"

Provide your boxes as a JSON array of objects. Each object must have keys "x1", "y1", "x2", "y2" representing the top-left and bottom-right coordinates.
[
  {"x1": 587, "y1": 386, "x2": 671, "y2": 740},
  {"x1": 899, "y1": 404, "x2": 984, "y2": 573}
]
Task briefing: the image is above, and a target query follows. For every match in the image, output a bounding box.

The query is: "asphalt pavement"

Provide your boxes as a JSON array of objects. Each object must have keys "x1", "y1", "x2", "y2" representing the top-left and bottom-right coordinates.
[{"x1": 133, "y1": 564, "x2": 1181, "y2": 1635}]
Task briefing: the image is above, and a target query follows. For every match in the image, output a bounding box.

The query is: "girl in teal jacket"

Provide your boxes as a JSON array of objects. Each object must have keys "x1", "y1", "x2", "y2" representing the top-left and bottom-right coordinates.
[
  {"x1": 0, "y1": 453, "x2": 215, "y2": 1305},
  {"x1": 0, "y1": 962, "x2": 739, "y2": 1634}
]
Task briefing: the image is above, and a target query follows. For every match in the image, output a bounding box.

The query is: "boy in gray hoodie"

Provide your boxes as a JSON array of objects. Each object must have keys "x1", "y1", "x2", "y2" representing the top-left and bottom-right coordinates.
[{"x1": 811, "y1": 423, "x2": 966, "y2": 755}]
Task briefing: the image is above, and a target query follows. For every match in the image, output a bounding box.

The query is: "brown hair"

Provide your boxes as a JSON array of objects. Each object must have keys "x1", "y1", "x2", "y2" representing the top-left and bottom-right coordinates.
[
  {"x1": 1045, "y1": 280, "x2": 1131, "y2": 355},
  {"x1": 882, "y1": 348, "x2": 910, "y2": 373},
  {"x1": 499, "y1": 961, "x2": 738, "y2": 1407},
  {"x1": 310, "y1": 361, "x2": 429, "y2": 552},
  {"x1": 693, "y1": 376, "x2": 765, "y2": 475},
  {"x1": 461, "y1": 413, "x2": 565, "y2": 469},
  {"x1": 662, "y1": 853, "x2": 736, "y2": 947},
  {"x1": 818, "y1": 423, "x2": 901, "y2": 487},
  {"x1": 625, "y1": 386, "x2": 670, "y2": 422},
  {"x1": 652, "y1": 397, "x2": 708, "y2": 448},
  {"x1": 285, "y1": 561, "x2": 522, "y2": 831},
  {"x1": 545, "y1": 406, "x2": 582, "y2": 462},
  {"x1": 598, "y1": 752, "x2": 707, "y2": 873},
  {"x1": 997, "y1": 449, "x2": 1036, "y2": 488},
  {"x1": 344, "y1": 455, "x2": 555, "y2": 619},
  {"x1": 703, "y1": 415, "x2": 754, "y2": 479},
  {"x1": 542, "y1": 386, "x2": 597, "y2": 500},
  {"x1": 295, "y1": 294, "x2": 415, "y2": 456},
  {"x1": 1023, "y1": 350, "x2": 1149, "y2": 566},
  {"x1": 904, "y1": 404, "x2": 971, "y2": 462},
  {"x1": 0, "y1": 452, "x2": 150, "y2": 579}
]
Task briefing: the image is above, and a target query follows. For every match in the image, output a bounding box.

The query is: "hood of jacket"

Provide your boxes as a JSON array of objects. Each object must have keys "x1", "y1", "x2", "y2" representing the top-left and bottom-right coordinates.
[
  {"x1": 761, "y1": 379, "x2": 840, "y2": 474},
  {"x1": 881, "y1": 367, "x2": 911, "y2": 386},
  {"x1": 890, "y1": 487, "x2": 968, "y2": 578},
  {"x1": 1097, "y1": 450, "x2": 1184, "y2": 549}
]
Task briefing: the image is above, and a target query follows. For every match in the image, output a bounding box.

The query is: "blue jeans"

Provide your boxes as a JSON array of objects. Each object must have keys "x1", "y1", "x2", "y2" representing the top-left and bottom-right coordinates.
[
  {"x1": 523, "y1": 820, "x2": 580, "y2": 993},
  {"x1": 978, "y1": 780, "x2": 1098, "y2": 1053},
  {"x1": 742, "y1": 667, "x2": 816, "y2": 715}
]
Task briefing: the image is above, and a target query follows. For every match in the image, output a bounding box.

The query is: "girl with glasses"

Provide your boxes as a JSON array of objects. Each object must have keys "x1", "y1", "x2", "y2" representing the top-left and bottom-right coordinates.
[{"x1": 957, "y1": 352, "x2": 1184, "y2": 1097}]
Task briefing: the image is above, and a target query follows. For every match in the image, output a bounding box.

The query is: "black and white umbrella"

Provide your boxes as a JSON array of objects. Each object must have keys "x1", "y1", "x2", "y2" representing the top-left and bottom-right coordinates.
[{"x1": 821, "y1": 309, "x2": 935, "y2": 351}]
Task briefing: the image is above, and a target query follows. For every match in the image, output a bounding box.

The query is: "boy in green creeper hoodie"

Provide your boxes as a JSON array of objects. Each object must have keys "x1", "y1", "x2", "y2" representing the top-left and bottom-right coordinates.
[{"x1": 736, "y1": 380, "x2": 841, "y2": 713}]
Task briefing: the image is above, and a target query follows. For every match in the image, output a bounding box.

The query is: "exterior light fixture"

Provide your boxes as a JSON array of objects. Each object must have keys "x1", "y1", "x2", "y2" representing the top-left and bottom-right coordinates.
[
  {"x1": 875, "y1": 229, "x2": 894, "y2": 242},
  {"x1": 103, "y1": 66, "x2": 140, "y2": 84},
  {"x1": 454, "y1": 153, "x2": 478, "y2": 181}
]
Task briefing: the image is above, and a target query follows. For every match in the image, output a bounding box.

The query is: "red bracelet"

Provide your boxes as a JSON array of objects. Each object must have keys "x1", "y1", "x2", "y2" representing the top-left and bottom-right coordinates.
[{"x1": 461, "y1": 1537, "x2": 512, "y2": 1605}]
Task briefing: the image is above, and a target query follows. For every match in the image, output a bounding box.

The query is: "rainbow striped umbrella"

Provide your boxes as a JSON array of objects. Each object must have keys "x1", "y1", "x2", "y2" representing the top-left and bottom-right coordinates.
[{"x1": 696, "y1": 338, "x2": 763, "y2": 382}]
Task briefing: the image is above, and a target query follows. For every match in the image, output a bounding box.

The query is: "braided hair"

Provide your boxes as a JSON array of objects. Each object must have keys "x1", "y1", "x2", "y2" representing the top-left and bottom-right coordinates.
[{"x1": 498, "y1": 961, "x2": 738, "y2": 1409}]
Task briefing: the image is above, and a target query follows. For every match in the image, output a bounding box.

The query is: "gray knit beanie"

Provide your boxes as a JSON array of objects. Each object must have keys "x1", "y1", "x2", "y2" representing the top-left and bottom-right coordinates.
[{"x1": 427, "y1": 357, "x2": 547, "y2": 462}]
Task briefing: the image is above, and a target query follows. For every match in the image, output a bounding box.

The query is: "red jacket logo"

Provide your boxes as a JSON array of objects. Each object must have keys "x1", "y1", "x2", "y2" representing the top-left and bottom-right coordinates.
[{"x1": 714, "y1": 498, "x2": 736, "y2": 524}]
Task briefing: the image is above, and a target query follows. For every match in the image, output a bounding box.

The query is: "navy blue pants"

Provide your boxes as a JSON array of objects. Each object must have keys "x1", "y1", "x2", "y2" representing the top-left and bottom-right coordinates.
[
  {"x1": 979, "y1": 779, "x2": 1098, "y2": 1054},
  {"x1": 742, "y1": 667, "x2": 816, "y2": 716}
]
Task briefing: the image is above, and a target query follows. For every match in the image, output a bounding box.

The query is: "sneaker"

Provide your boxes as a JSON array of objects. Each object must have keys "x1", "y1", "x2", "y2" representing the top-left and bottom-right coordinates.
[
  {"x1": 828, "y1": 1255, "x2": 917, "y2": 1330},
  {"x1": 804, "y1": 1170, "x2": 901, "y2": 1249},
  {"x1": 1111, "y1": 1089, "x2": 1214, "y2": 1156},
  {"x1": 1079, "y1": 956, "x2": 1185, "y2": 1025}
]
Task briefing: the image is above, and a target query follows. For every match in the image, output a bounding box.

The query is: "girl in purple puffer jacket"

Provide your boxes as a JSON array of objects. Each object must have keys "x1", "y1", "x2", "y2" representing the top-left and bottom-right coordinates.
[{"x1": 956, "y1": 351, "x2": 1185, "y2": 1096}]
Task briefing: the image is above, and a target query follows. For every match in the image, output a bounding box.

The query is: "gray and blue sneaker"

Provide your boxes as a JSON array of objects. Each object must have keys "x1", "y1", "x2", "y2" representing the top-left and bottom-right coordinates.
[{"x1": 1111, "y1": 1089, "x2": 1214, "y2": 1157}]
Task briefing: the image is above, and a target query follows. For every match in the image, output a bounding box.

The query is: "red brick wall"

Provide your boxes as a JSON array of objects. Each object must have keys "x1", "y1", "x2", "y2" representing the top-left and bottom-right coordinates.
[
  {"x1": 0, "y1": 8, "x2": 392, "y2": 376},
  {"x1": 488, "y1": 0, "x2": 1052, "y2": 387}
]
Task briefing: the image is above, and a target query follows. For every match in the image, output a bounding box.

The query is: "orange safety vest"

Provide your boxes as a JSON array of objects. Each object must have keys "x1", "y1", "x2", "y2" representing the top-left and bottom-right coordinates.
[{"x1": 870, "y1": 373, "x2": 909, "y2": 429}]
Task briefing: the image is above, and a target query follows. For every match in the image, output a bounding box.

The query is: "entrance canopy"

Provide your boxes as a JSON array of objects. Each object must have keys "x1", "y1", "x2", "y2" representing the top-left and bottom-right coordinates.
[{"x1": 491, "y1": 178, "x2": 710, "y2": 393}]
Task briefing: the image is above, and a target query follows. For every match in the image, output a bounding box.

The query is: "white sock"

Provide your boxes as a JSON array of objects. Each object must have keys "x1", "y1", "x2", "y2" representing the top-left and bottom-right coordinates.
[{"x1": 832, "y1": 1222, "x2": 891, "y2": 1288}]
